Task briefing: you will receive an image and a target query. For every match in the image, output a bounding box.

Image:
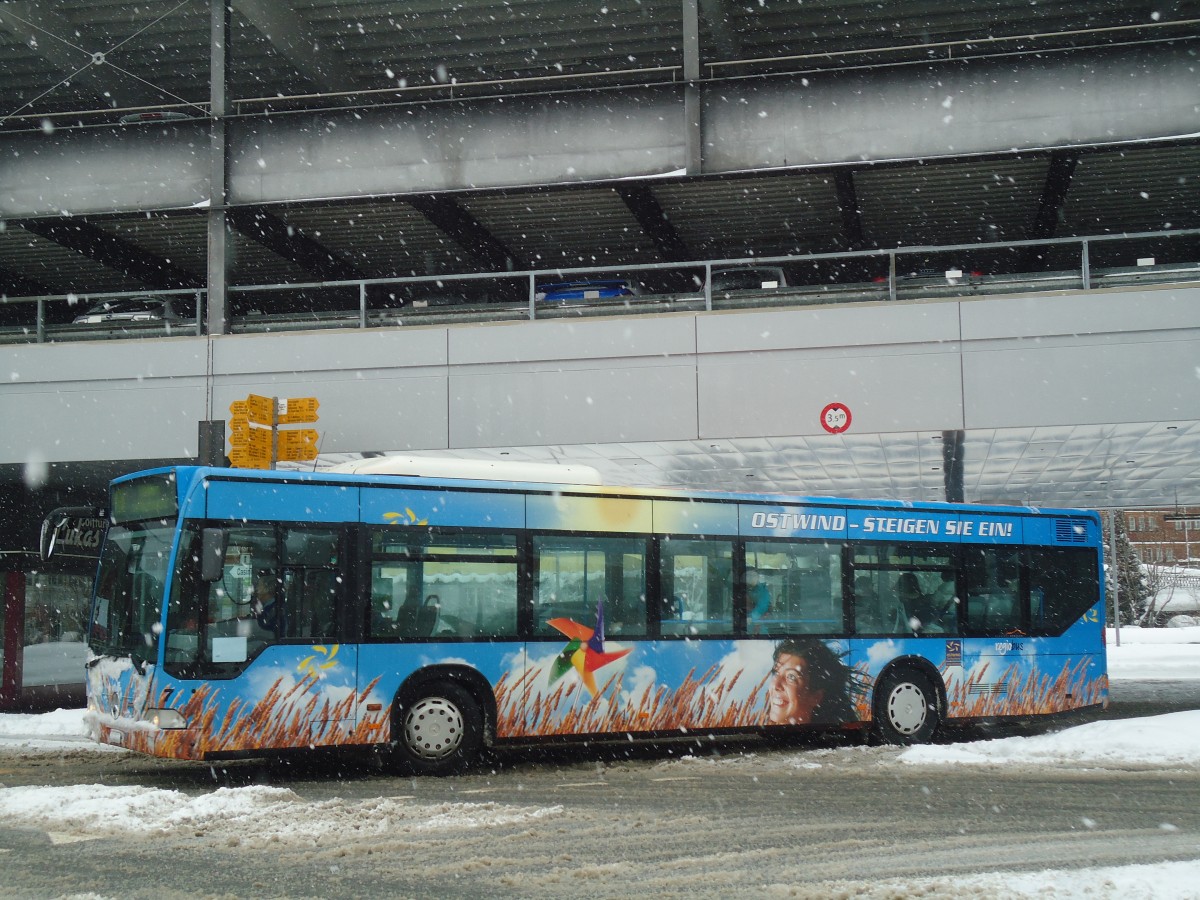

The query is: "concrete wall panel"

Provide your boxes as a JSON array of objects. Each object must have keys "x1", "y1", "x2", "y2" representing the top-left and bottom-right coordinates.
[
  {"x1": 961, "y1": 286, "x2": 1200, "y2": 341},
  {"x1": 697, "y1": 301, "x2": 960, "y2": 353},
  {"x1": 450, "y1": 315, "x2": 695, "y2": 365},
  {"x1": 210, "y1": 329, "x2": 451, "y2": 453},
  {"x1": 212, "y1": 371, "x2": 450, "y2": 454},
  {"x1": 211, "y1": 328, "x2": 448, "y2": 376},
  {"x1": 963, "y1": 336, "x2": 1200, "y2": 429},
  {"x1": 449, "y1": 362, "x2": 698, "y2": 447},
  {"x1": 3, "y1": 381, "x2": 207, "y2": 462},
  {"x1": 698, "y1": 348, "x2": 965, "y2": 438},
  {"x1": 2, "y1": 338, "x2": 208, "y2": 463},
  {"x1": 2, "y1": 284, "x2": 1196, "y2": 466}
]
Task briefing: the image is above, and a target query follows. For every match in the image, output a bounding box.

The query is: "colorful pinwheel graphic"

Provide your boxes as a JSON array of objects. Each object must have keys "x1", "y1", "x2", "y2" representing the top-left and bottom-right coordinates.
[
  {"x1": 297, "y1": 644, "x2": 339, "y2": 680},
  {"x1": 547, "y1": 600, "x2": 631, "y2": 697}
]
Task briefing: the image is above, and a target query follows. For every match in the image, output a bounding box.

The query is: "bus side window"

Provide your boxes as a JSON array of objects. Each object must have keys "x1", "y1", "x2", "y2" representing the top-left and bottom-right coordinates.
[
  {"x1": 281, "y1": 528, "x2": 343, "y2": 641},
  {"x1": 745, "y1": 542, "x2": 843, "y2": 635},
  {"x1": 532, "y1": 536, "x2": 647, "y2": 638},
  {"x1": 1026, "y1": 547, "x2": 1100, "y2": 636},
  {"x1": 963, "y1": 546, "x2": 1022, "y2": 634},
  {"x1": 417, "y1": 533, "x2": 519, "y2": 640},
  {"x1": 659, "y1": 538, "x2": 733, "y2": 637}
]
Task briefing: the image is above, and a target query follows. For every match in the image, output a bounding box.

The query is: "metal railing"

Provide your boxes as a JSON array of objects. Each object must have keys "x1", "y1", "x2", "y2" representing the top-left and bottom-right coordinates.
[{"x1": 2, "y1": 229, "x2": 1197, "y2": 345}]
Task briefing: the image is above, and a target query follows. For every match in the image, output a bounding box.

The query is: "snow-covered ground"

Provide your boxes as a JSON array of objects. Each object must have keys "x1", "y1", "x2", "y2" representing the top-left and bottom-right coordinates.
[{"x1": 1, "y1": 626, "x2": 1198, "y2": 897}]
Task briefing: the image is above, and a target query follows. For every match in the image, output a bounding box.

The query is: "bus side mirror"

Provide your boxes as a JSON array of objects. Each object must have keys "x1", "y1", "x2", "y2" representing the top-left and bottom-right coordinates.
[{"x1": 200, "y1": 528, "x2": 228, "y2": 582}]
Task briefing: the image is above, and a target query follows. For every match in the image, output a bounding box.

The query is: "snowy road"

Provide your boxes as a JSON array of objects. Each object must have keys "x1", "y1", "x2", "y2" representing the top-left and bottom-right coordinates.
[
  {"x1": 1, "y1": 713, "x2": 1199, "y2": 898},
  {"x1": 1, "y1": 627, "x2": 1199, "y2": 898}
]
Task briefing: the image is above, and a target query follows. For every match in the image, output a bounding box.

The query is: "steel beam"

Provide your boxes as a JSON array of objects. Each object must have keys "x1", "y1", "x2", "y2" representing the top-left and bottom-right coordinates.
[
  {"x1": 1020, "y1": 150, "x2": 1079, "y2": 269},
  {"x1": 834, "y1": 169, "x2": 866, "y2": 251},
  {"x1": 615, "y1": 184, "x2": 691, "y2": 262},
  {"x1": 234, "y1": 0, "x2": 343, "y2": 94},
  {"x1": 406, "y1": 195, "x2": 521, "y2": 271},
  {"x1": 16, "y1": 218, "x2": 199, "y2": 289},
  {"x1": 1030, "y1": 151, "x2": 1079, "y2": 241},
  {"x1": 228, "y1": 208, "x2": 363, "y2": 281}
]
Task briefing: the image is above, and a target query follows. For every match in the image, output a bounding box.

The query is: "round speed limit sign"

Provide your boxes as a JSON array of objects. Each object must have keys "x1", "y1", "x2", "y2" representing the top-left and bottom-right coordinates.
[{"x1": 820, "y1": 402, "x2": 852, "y2": 434}]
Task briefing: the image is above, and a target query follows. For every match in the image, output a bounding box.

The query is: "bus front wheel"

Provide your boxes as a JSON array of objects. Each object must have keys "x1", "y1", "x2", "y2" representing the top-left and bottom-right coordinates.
[
  {"x1": 393, "y1": 681, "x2": 483, "y2": 776},
  {"x1": 873, "y1": 668, "x2": 940, "y2": 745}
]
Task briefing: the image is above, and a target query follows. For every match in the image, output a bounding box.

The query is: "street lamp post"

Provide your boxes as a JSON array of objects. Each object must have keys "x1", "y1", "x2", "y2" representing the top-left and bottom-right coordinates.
[{"x1": 1107, "y1": 509, "x2": 1121, "y2": 647}]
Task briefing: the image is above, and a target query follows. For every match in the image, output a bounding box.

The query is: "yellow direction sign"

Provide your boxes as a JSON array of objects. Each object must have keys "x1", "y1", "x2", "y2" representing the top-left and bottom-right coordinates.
[
  {"x1": 229, "y1": 449, "x2": 271, "y2": 470},
  {"x1": 244, "y1": 393, "x2": 277, "y2": 426},
  {"x1": 278, "y1": 397, "x2": 319, "y2": 425},
  {"x1": 226, "y1": 393, "x2": 322, "y2": 468},
  {"x1": 277, "y1": 428, "x2": 319, "y2": 462},
  {"x1": 228, "y1": 425, "x2": 272, "y2": 468}
]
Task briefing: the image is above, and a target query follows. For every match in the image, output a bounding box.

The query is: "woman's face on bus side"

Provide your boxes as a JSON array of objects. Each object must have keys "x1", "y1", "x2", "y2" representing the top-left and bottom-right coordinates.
[{"x1": 768, "y1": 651, "x2": 824, "y2": 725}]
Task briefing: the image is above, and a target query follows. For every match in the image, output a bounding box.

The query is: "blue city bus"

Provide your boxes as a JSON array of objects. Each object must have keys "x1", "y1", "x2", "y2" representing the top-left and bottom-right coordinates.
[{"x1": 72, "y1": 461, "x2": 1106, "y2": 774}]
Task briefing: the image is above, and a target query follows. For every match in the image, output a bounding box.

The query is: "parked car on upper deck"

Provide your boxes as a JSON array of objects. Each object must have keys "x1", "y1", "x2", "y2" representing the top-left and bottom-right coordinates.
[
  {"x1": 72, "y1": 296, "x2": 192, "y2": 325},
  {"x1": 874, "y1": 266, "x2": 985, "y2": 286},
  {"x1": 536, "y1": 279, "x2": 635, "y2": 302},
  {"x1": 710, "y1": 266, "x2": 788, "y2": 292}
]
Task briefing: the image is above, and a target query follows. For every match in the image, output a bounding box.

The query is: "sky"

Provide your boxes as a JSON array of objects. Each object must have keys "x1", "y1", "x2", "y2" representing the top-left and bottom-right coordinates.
[{"x1": 1, "y1": 626, "x2": 1198, "y2": 897}]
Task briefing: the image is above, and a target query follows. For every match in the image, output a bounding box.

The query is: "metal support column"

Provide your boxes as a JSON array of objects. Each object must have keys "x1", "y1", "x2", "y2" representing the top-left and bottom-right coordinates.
[
  {"x1": 942, "y1": 429, "x2": 965, "y2": 503},
  {"x1": 682, "y1": 0, "x2": 702, "y2": 176},
  {"x1": 206, "y1": 0, "x2": 230, "y2": 339},
  {"x1": 1108, "y1": 510, "x2": 1121, "y2": 646}
]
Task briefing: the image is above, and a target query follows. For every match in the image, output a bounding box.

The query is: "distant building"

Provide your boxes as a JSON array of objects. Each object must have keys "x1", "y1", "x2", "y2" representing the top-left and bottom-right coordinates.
[{"x1": 1123, "y1": 507, "x2": 1200, "y2": 566}]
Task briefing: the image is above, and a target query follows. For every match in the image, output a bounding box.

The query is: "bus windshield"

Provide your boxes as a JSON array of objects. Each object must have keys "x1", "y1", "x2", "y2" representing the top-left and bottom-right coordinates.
[{"x1": 89, "y1": 521, "x2": 175, "y2": 665}]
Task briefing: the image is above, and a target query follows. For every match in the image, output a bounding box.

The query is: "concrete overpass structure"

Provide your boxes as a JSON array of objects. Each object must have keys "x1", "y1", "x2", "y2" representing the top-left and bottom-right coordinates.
[
  {"x1": 4, "y1": 277, "x2": 1198, "y2": 511},
  {"x1": 1, "y1": 1, "x2": 1198, "y2": 540}
]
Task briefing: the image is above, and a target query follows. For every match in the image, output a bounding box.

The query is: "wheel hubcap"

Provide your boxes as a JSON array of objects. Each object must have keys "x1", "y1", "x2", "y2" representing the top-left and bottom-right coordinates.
[
  {"x1": 887, "y1": 682, "x2": 928, "y2": 735},
  {"x1": 404, "y1": 696, "x2": 464, "y2": 760}
]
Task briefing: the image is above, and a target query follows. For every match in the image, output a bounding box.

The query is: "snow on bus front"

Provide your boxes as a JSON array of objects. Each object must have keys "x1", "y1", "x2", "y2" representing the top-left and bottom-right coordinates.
[
  {"x1": 82, "y1": 512, "x2": 177, "y2": 751},
  {"x1": 84, "y1": 650, "x2": 158, "y2": 749}
]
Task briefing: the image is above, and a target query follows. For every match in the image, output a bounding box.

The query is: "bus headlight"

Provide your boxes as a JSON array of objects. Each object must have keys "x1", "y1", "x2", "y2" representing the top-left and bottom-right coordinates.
[{"x1": 147, "y1": 708, "x2": 187, "y2": 729}]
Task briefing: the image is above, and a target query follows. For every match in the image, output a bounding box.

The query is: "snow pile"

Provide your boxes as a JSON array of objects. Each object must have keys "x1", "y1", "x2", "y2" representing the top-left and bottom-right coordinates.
[
  {"x1": 1108, "y1": 624, "x2": 1200, "y2": 680},
  {"x1": 0, "y1": 706, "x2": 100, "y2": 751},
  {"x1": 0, "y1": 783, "x2": 561, "y2": 841},
  {"x1": 818, "y1": 860, "x2": 1200, "y2": 899},
  {"x1": 900, "y1": 709, "x2": 1200, "y2": 767}
]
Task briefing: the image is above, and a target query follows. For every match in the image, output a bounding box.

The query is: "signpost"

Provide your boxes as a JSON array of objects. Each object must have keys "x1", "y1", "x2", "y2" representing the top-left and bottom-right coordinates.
[{"x1": 227, "y1": 395, "x2": 320, "y2": 469}]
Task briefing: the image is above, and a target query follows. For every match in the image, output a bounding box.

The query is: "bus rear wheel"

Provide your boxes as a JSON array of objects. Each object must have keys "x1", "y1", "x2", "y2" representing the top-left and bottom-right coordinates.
[
  {"x1": 873, "y1": 668, "x2": 940, "y2": 745},
  {"x1": 393, "y1": 681, "x2": 483, "y2": 776}
]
